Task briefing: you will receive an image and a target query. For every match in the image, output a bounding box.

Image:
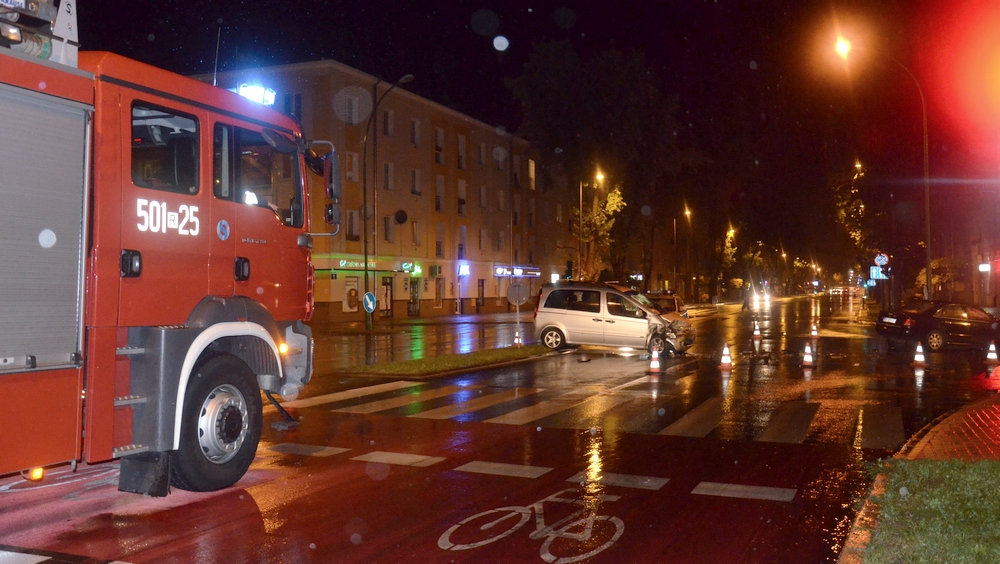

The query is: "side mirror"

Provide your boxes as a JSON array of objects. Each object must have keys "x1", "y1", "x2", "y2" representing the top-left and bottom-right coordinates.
[
  {"x1": 325, "y1": 150, "x2": 341, "y2": 200},
  {"x1": 324, "y1": 202, "x2": 341, "y2": 226}
]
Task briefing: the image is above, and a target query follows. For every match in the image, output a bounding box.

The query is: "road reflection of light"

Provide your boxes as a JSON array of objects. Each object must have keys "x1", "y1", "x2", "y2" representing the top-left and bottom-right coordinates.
[
  {"x1": 914, "y1": 367, "x2": 924, "y2": 389},
  {"x1": 458, "y1": 326, "x2": 473, "y2": 354},
  {"x1": 721, "y1": 369, "x2": 732, "y2": 398},
  {"x1": 852, "y1": 408, "x2": 864, "y2": 450},
  {"x1": 803, "y1": 367, "x2": 812, "y2": 402},
  {"x1": 410, "y1": 326, "x2": 425, "y2": 360},
  {"x1": 584, "y1": 432, "x2": 606, "y2": 501}
]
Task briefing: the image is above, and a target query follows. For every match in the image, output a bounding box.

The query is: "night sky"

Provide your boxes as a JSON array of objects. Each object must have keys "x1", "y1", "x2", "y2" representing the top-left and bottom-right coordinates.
[{"x1": 77, "y1": 1, "x2": 1000, "y2": 272}]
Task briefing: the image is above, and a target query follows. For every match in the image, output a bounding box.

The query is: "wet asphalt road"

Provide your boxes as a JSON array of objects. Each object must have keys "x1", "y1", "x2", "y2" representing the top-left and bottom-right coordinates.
[{"x1": 3, "y1": 294, "x2": 999, "y2": 563}]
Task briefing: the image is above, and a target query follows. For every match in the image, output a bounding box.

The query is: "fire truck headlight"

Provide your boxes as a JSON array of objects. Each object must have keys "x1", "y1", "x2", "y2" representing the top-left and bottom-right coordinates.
[
  {"x1": 25, "y1": 467, "x2": 44, "y2": 481},
  {"x1": 278, "y1": 343, "x2": 289, "y2": 355}
]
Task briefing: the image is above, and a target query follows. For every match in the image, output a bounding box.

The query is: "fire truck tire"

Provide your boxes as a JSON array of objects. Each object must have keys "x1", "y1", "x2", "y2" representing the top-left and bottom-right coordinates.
[{"x1": 171, "y1": 354, "x2": 262, "y2": 492}]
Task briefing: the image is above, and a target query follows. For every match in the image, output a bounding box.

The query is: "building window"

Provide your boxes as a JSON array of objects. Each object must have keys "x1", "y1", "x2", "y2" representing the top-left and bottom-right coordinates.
[
  {"x1": 411, "y1": 169, "x2": 421, "y2": 195},
  {"x1": 382, "y1": 109, "x2": 394, "y2": 136},
  {"x1": 457, "y1": 226, "x2": 467, "y2": 260},
  {"x1": 479, "y1": 228, "x2": 487, "y2": 251},
  {"x1": 479, "y1": 142, "x2": 486, "y2": 165},
  {"x1": 528, "y1": 198, "x2": 535, "y2": 228},
  {"x1": 412, "y1": 220, "x2": 421, "y2": 246},
  {"x1": 346, "y1": 152, "x2": 360, "y2": 182},
  {"x1": 457, "y1": 180, "x2": 467, "y2": 216},
  {"x1": 435, "y1": 223, "x2": 445, "y2": 258},
  {"x1": 435, "y1": 127, "x2": 445, "y2": 165},
  {"x1": 457, "y1": 134, "x2": 466, "y2": 170},
  {"x1": 283, "y1": 92, "x2": 302, "y2": 121},
  {"x1": 383, "y1": 162, "x2": 394, "y2": 191},
  {"x1": 513, "y1": 194, "x2": 520, "y2": 226},
  {"x1": 496, "y1": 146, "x2": 505, "y2": 170},
  {"x1": 496, "y1": 230, "x2": 505, "y2": 252},
  {"x1": 556, "y1": 203, "x2": 563, "y2": 223},
  {"x1": 383, "y1": 216, "x2": 395, "y2": 243},
  {"x1": 346, "y1": 209, "x2": 360, "y2": 241},
  {"x1": 435, "y1": 175, "x2": 444, "y2": 212},
  {"x1": 498, "y1": 189, "x2": 506, "y2": 212},
  {"x1": 411, "y1": 119, "x2": 420, "y2": 146},
  {"x1": 479, "y1": 185, "x2": 487, "y2": 208},
  {"x1": 529, "y1": 235, "x2": 536, "y2": 264},
  {"x1": 513, "y1": 155, "x2": 521, "y2": 187},
  {"x1": 528, "y1": 159, "x2": 536, "y2": 190},
  {"x1": 345, "y1": 94, "x2": 360, "y2": 125}
]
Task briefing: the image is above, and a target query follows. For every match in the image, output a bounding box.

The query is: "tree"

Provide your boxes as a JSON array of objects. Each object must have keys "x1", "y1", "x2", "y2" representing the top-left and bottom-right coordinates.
[
  {"x1": 509, "y1": 41, "x2": 694, "y2": 282},
  {"x1": 576, "y1": 186, "x2": 626, "y2": 280}
]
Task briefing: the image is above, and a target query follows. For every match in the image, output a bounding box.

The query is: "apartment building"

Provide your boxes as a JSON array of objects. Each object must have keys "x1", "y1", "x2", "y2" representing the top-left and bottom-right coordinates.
[{"x1": 202, "y1": 60, "x2": 574, "y2": 322}]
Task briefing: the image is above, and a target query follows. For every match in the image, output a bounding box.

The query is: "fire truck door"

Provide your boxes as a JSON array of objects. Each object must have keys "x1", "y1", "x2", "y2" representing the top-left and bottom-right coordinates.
[
  {"x1": 231, "y1": 127, "x2": 309, "y2": 321},
  {"x1": 208, "y1": 123, "x2": 237, "y2": 298},
  {"x1": 119, "y1": 101, "x2": 209, "y2": 327}
]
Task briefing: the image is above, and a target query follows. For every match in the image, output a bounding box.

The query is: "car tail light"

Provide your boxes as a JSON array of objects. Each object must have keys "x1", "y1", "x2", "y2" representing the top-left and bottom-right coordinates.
[{"x1": 904, "y1": 318, "x2": 915, "y2": 329}]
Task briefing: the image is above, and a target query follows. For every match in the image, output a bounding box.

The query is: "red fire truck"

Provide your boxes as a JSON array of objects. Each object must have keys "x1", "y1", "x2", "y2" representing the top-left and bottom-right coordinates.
[{"x1": 0, "y1": 1, "x2": 339, "y2": 495}]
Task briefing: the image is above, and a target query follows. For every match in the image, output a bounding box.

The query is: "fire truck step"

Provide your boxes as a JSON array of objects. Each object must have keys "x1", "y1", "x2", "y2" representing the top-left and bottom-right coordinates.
[
  {"x1": 112, "y1": 444, "x2": 150, "y2": 458},
  {"x1": 115, "y1": 347, "x2": 145, "y2": 356},
  {"x1": 114, "y1": 395, "x2": 147, "y2": 407}
]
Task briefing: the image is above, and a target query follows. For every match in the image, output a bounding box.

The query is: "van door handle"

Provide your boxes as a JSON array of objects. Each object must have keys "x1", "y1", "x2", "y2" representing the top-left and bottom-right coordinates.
[
  {"x1": 605, "y1": 320, "x2": 615, "y2": 323},
  {"x1": 592, "y1": 318, "x2": 603, "y2": 322}
]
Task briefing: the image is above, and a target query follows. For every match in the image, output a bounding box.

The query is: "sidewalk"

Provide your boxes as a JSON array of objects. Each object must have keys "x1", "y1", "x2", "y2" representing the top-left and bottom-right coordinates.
[{"x1": 839, "y1": 389, "x2": 1000, "y2": 562}]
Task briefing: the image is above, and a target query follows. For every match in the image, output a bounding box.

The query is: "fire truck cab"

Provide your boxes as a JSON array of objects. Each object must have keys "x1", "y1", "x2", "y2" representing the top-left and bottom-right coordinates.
[{"x1": 0, "y1": 1, "x2": 337, "y2": 494}]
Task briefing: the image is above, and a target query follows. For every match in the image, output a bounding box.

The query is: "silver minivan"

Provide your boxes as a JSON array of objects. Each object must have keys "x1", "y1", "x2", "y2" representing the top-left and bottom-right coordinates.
[{"x1": 533, "y1": 282, "x2": 689, "y2": 354}]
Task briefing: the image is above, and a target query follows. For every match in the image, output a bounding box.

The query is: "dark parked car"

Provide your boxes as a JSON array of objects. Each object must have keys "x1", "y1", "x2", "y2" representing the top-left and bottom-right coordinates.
[{"x1": 875, "y1": 301, "x2": 999, "y2": 351}]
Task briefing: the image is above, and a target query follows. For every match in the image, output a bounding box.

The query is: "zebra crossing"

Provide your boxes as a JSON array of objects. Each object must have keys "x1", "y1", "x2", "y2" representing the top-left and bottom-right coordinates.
[{"x1": 277, "y1": 378, "x2": 907, "y2": 449}]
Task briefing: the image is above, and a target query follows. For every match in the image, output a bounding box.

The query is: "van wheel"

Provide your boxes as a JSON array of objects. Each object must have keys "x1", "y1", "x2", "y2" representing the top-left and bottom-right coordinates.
[
  {"x1": 171, "y1": 354, "x2": 261, "y2": 492},
  {"x1": 541, "y1": 328, "x2": 565, "y2": 350},
  {"x1": 648, "y1": 334, "x2": 667, "y2": 354}
]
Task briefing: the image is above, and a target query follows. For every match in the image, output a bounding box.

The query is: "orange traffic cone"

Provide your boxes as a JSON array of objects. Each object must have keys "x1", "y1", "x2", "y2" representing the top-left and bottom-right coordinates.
[
  {"x1": 987, "y1": 341, "x2": 998, "y2": 365},
  {"x1": 811, "y1": 324, "x2": 818, "y2": 339},
  {"x1": 648, "y1": 350, "x2": 662, "y2": 374},
  {"x1": 803, "y1": 342, "x2": 814, "y2": 367},
  {"x1": 753, "y1": 321, "x2": 762, "y2": 340},
  {"x1": 912, "y1": 342, "x2": 927, "y2": 367},
  {"x1": 720, "y1": 343, "x2": 733, "y2": 369}
]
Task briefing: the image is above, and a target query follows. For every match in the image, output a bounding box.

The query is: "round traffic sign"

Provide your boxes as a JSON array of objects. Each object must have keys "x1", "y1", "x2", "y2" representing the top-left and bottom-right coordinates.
[
  {"x1": 506, "y1": 283, "x2": 531, "y2": 306},
  {"x1": 874, "y1": 253, "x2": 889, "y2": 266},
  {"x1": 362, "y1": 292, "x2": 377, "y2": 313}
]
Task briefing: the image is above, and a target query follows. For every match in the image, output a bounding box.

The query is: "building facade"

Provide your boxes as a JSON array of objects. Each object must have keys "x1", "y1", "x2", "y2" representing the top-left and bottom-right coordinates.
[{"x1": 203, "y1": 60, "x2": 575, "y2": 322}]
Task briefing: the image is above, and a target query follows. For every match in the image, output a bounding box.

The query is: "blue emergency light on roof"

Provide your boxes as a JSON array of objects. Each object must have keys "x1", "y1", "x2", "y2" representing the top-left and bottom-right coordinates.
[{"x1": 235, "y1": 84, "x2": 276, "y2": 106}]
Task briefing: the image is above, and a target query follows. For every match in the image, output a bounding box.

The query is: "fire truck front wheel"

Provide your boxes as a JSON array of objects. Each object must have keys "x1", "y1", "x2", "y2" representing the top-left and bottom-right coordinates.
[{"x1": 171, "y1": 354, "x2": 262, "y2": 491}]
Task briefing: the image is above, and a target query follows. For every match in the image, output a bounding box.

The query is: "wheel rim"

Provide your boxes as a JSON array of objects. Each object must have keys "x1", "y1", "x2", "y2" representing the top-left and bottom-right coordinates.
[
  {"x1": 197, "y1": 383, "x2": 249, "y2": 464},
  {"x1": 544, "y1": 330, "x2": 562, "y2": 348},
  {"x1": 650, "y1": 336, "x2": 665, "y2": 353},
  {"x1": 928, "y1": 332, "x2": 944, "y2": 350}
]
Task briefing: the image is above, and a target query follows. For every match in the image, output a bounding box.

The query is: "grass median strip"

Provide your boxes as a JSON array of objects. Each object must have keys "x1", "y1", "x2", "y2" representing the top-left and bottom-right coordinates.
[
  {"x1": 864, "y1": 459, "x2": 1000, "y2": 563},
  {"x1": 343, "y1": 345, "x2": 552, "y2": 376}
]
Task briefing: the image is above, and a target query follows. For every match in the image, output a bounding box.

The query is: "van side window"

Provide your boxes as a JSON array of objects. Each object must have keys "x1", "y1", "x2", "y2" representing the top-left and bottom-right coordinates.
[
  {"x1": 544, "y1": 289, "x2": 600, "y2": 313},
  {"x1": 607, "y1": 293, "x2": 642, "y2": 318},
  {"x1": 131, "y1": 103, "x2": 198, "y2": 194}
]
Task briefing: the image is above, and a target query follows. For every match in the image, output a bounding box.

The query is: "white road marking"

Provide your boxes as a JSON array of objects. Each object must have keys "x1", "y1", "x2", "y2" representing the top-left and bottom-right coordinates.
[
  {"x1": 483, "y1": 391, "x2": 593, "y2": 425},
  {"x1": 566, "y1": 471, "x2": 670, "y2": 491},
  {"x1": 409, "y1": 387, "x2": 542, "y2": 419},
  {"x1": 0, "y1": 551, "x2": 49, "y2": 564},
  {"x1": 755, "y1": 401, "x2": 820, "y2": 443},
  {"x1": 267, "y1": 443, "x2": 350, "y2": 457},
  {"x1": 264, "y1": 380, "x2": 420, "y2": 411},
  {"x1": 691, "y1": 481, "x2": 797, "y2": 502},
  {"x1": 454, "y1": 461, "x2": 553, "y2": 479},
  {"x1": 659, "y1": 397, "x2": 722, "y2": 437},
  {"x1": 333, "y1": 385, "x2": 481, "y2": 414},
  {"x1": 858, "y1": 405, "x2": 906, "y2": 449},
  {"x1": 350, "y1": 451, "x2": 446, "y2": 467}
]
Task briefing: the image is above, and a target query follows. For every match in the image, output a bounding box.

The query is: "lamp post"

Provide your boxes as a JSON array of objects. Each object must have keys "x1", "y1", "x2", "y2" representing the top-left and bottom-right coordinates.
[
  {"x1": 362, "y1": 73, "x2": 413, "y2": 330},
  {"x1": 685, "y1": 208, "x2": 692, "y2": 299},
  {"x1": 836, "y1": 37, "x2": 931, "y2": 299}
]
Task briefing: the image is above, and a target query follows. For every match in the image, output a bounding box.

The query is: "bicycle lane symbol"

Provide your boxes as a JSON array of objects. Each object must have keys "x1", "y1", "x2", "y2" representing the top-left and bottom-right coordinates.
[{"x1": 438, "y1": 488, "x2": 625, "y2": 564}]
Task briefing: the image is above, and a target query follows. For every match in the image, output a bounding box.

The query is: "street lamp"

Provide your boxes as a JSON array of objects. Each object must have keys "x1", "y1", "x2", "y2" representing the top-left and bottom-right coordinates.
[
  {"x1": 362, "y1": 73, "x2": 413, "y2": 330},
  {"x1": 836, "y1": 36, "x2": 931, "y2": 299}
]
